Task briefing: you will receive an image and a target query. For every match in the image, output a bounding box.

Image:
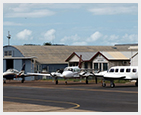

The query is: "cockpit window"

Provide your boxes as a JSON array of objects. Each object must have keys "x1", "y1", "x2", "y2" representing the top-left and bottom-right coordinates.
[
  {"x1": 120, "y1": 69, "x2": 124, "y2": 72},
  {"x1": 109, "y1": 69, "x2": 114, "y2": 72},
  {"x1": 64, "y1": 67, "x2": 80, "y2": 72},
  {"x1": 74, "y1": 68, "x2": 80, "y2": 72},
  {"x1": 132, "y1": 69, "x2": 137, "y2": 73},
  {"x1": 68, "y1": 68, "x2": 73, "y2": 71},
  {"x1": 126, "y1": 68, "x2": 131, "y2": 72},
  {"x1": 7, "y1": 69, "x2": 19, "y2": 73}
]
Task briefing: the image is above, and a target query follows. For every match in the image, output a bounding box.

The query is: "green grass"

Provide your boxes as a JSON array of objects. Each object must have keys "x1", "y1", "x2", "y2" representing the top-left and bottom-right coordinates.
[{"x1": 41, "y1": 78, "x2": 130, "y2": 83}]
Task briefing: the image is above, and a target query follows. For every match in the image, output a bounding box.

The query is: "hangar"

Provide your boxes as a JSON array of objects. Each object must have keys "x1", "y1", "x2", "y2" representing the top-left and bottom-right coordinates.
[{"x1": 3, "y1": 44, "x2": 138, "y2": 79}]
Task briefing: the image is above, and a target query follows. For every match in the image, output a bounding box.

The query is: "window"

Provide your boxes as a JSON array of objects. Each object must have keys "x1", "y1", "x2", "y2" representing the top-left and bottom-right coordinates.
[
  {"x1": 132, "y1": 69, "x2": 137, "y2": 73},
  {"x1": 85, "y1": 62, "x2": 88, "y2": 69},
  {"x1": 115, "y1": 69, "x2": 118, "y2": 72},
  {"x1": 94, "y1": 63, "x2": 98, "y2": 71},
  {"x1": 109, "y1": 69, "x2": 114, "y2": 72},
  {"x1": 103, "y1": 63, "x2": 108, "y2": 71},
  {"x1": 120, "y1": 69, "x2": 124, "y2": 72},
  {"x1": 4, "y1": 51, "x2": 12, "y2": 56},
  {"x1": 126, "y1": 68, "x2": 131, "y2": 72},
  {"x1": 74, "y1": 68, "x2": 80, "y2": 72}
]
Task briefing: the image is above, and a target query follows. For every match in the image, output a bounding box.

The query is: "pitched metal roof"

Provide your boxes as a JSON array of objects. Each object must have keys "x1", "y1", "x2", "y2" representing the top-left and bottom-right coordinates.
[
  {"x1": 11, "y1": 45, "x2": 137, "y2": 64},
  {"x1": 73, "y1": 52, "x2": 97, "y2": 61},
  {"x1": 66, "y1": 51, "x2": 138, "y2": 62},
  {"x1": 100, "y1": 51, "x2": 137, "y2": 60}
]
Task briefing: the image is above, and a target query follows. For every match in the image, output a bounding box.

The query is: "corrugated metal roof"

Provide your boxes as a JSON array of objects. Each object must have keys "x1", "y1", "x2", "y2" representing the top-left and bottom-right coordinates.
[
  {"x1": 11, "y1": 45, "x2": 137, "y2": 64},
  {"x1": 75, "y1": 52, "x2": 96, "y2": 61},
  {"x1": 100, "y1": 51, "x2": 137, "y2": 60}
]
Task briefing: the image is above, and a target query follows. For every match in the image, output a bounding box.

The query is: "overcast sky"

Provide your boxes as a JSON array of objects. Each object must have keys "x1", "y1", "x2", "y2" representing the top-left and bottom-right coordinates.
[{"x1": 3, "y1": 2, "x2": 138, "y2": 46}]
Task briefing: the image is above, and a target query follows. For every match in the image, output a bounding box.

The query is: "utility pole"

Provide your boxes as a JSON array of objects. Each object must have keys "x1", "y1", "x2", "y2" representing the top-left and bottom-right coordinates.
[{"x1": 7, "y1": 31, "x2": 11, "y2": 45}]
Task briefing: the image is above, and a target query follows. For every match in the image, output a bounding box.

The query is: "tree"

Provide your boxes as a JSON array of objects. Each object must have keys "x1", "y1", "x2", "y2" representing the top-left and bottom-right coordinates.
[{"x1": 43, "y1": 42, "x2": 52, "y2": 46}]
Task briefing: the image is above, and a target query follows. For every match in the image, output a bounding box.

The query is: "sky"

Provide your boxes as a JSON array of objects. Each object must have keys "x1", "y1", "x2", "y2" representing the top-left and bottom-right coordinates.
[{"x1": 3, "y1": 2, "x2": 138, "y2": 46}]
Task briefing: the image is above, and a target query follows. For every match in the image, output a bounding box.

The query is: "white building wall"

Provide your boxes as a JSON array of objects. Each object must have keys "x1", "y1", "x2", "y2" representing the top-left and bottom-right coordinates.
[
  {"x1": 131, "y1": 54, "x2": 138, "y2": 66},
  {"x1": 69, "y1": 55, "x2": 79, "y2": 62}
]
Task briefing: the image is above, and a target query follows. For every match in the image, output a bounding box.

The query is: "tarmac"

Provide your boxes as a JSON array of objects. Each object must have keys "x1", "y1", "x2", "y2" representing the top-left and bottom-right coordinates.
[{"x1": 3, "y1": 80, "x2": 138, "y2": 112}]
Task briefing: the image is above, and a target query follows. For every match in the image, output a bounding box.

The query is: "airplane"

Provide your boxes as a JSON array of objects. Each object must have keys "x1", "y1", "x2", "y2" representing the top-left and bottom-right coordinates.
[
  {"x1": 3, "y1": 64, "x2": 39, "y2": 83},
  {"x1": 28, "y1": 55, "x2": 96, "y2": 84},
  {"x1": 3, "y1": 55, "x2": 95, "y2": 85},
  {"x1": 29, "y1": 66, "x2": 95, "y2": 84},
  {"x1": 95, "y1": 66, "x2": 138, "y2": 88}
]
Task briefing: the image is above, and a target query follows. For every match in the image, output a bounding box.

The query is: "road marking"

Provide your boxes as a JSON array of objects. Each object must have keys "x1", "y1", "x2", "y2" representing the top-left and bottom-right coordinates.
[{"x1": 3, "y1": 96, "x2": 80, "y2": 111}]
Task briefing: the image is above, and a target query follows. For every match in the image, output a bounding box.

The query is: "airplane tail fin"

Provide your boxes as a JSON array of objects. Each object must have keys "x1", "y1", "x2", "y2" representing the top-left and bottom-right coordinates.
[
  {"x1": 21, "y1": 63, "x2": 25, "y2": 71},
  {"x1": 78, "y1": 55, "x2": 82, "y2": 68},
  {"x1": 19, "y1": 63, "x2": 25, "y2": 76}
]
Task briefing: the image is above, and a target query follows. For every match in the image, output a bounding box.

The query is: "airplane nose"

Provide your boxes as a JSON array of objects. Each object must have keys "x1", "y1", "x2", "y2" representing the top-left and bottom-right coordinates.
[
  {"x1": 62, "y1": 71, "x2": 72, "y2": 78},
  {"x1": 62, "y1": 72, "x2": 67, "y2": 77}
]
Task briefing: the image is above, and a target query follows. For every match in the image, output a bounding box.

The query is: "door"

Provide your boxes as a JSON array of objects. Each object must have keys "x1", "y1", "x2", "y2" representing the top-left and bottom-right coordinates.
[{"x1": 6, "y1": 59, "x2": 13, "y2": 70}]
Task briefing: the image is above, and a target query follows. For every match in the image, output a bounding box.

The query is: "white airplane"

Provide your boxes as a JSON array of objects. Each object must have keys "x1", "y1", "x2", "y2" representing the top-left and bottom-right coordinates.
[
  {"x1": 95, "y1": 66, "x2": 138, "y2": 88},
  {"x1": 51, "y1": 66, "x2": 95, "y2": 84},
  {"x1": 3, "y1": 64, "x2": 39, "y2": 83},
  {"x1": 28, "y1": 65, "x2": 95, "y2": 85},
  {"x1": 28, "y1": 55, "x2": 95, "y2": 84}
]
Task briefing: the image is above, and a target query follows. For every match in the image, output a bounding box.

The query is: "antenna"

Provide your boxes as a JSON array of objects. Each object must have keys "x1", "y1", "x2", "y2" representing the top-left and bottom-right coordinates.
[{"x1": 7, "y1": 31, "x2": 11, "y2": 45}]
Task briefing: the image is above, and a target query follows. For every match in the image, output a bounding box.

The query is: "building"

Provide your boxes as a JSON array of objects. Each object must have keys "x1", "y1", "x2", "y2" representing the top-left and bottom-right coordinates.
[
  {"x1": 128, "y1": 46, "x2": 138, "y2": 66},
  {"x1": 65, "y1": 51, "x2": 138, "y2": 72},
  {"x1": 3, "y1": 44, "x2": 138, "y2": 75}
]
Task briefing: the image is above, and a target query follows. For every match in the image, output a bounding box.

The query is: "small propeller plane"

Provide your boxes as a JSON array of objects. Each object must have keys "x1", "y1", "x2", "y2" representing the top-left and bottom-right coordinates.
[
  {"x1": 3, "y1": 55, "x2": 95, "y2": 85},
  {"x1": 3, "y1": 64, "x2": 39, "y2": 83},
  {"x1": 95, "y1": 66, "x2": 138, "y2": 88},
  {"x1": 28, "y1": 55, "x2": 96, "y2": 84},
  {"x1": 50, "y1": 55, "x2": 95, "y2": 84}
]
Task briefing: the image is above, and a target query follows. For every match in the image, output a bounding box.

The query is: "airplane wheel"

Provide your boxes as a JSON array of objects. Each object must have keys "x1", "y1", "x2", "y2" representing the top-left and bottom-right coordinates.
[
  {"x1": 65, "y1": 81, "x2": 67, "y2": 85},
  {"x1": 135, "y1": 82, "x2": 138, "y2": 87},
  {"x1": 56, "y1": 80, "x2": 58, "y2": 84},
  {"x1": 110, "y1": 83, "x2": 115, "y2": 88},
  {"x1": 86, "y1": 79, "x2": 88, "y2": 84},
  {"x1": 21, "y1": 79, "x2": 24, "y2": 83},
  {"x1": 4, "y1": 81, "x2": 6, "y2": 84},
  {"x1": 102, "y1": 82, "x2": 106, "y2": 87}
]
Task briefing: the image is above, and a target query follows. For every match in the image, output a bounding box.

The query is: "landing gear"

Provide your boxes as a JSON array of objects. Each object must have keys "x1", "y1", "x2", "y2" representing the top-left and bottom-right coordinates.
[
  {"x1": 110, "y1": 81, "x2": 115, "y2": 88},
  {"x1": 21, "y1": 77, "x2": 25, "y2": 83},
  {"x1": 102, "y1": 80, "x2": 115, "y2": 88},
  {"x1": 135, "y1": 80, "x2": 138, "y2": 87},
  {"x1": 101, "y1": 80, "x2": 106, "y2": 87},
  {"x1": 65, "y1": 80, "x2": 67, "y2": 85},
  {"x1": 3, "y1": 80, "x2": 6, "y2": 84},
  {"x1": 95, "y1": 77, "x2": 97, "y2": 84},
  {"x1": 86, "y1": 77, "x2": 88, "y2": 84},
  {"x1": 55, "y1": 78, "x2": 58, "y2": 84},
  {"x1": 102, "y1": 80, "x2": 106, "y2": 87}
]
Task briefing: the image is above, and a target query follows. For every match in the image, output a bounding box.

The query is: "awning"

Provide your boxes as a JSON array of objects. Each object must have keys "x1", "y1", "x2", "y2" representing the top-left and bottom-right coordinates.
[{"x1": 3, "y1": 56, "x2": 37, "y2": 60}]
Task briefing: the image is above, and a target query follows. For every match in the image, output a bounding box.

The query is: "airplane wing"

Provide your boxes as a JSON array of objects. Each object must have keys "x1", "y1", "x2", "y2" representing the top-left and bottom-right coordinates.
[
  {"x1": 3, "y1": 72, "x2": 13, "y2": 77},
  {"x1": 25, "y1": 73, "x2": 51, "y2": 77},
  {"x1": 79, "y1": 71, "x2": 95, "y2": 77},
  {"x1": 94, "y1": 71, "x2": 108, "y2": 77}
]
